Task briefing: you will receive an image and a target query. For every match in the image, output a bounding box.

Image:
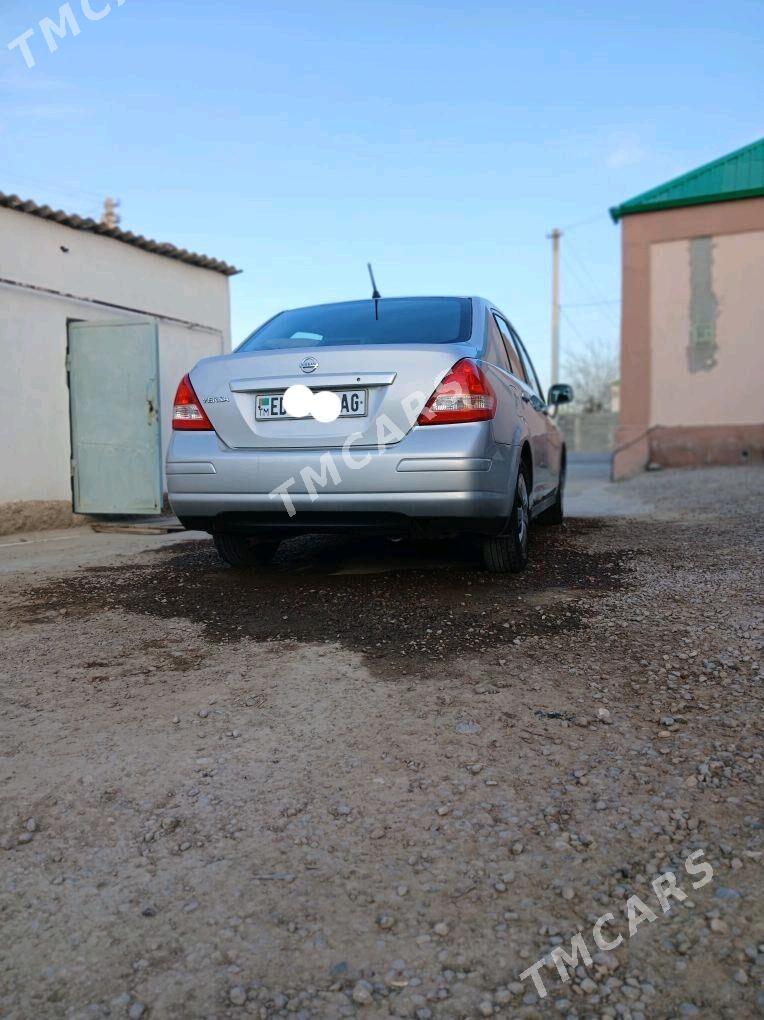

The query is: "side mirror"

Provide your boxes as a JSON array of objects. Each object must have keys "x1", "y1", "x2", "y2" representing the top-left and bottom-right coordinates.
[{"x1": 548, "y1": 383, "x2": 574, "y2": 406}]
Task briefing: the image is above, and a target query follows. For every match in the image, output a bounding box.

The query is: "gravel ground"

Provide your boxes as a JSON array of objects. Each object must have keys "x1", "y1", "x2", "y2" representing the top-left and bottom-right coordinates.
[{"x1": 0, "y1": 466, "x2": 762, "y2": 1020}]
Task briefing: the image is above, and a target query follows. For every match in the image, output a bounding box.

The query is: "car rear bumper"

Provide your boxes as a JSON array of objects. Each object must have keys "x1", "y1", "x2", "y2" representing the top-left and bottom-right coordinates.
[{"x1": 167, "y1": 425, "x2": 519, "y2": 533}]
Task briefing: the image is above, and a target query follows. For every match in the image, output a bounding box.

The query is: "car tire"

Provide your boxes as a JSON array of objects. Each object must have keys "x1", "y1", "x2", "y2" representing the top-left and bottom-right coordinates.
[
  {"x1": 482, "y1": 463, "x2": 530, "y2": 573},
  {"x1": 536, "y1": 461, "x2": 565, "y2": 526},
  {"x1": 213, "y1": 534, "x2": 280, "y2": 568}
]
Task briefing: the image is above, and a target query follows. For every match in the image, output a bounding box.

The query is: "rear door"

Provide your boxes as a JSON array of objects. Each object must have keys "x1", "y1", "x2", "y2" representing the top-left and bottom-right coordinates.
[
  {"x1": 511, "y1": 329, "x2": 562, "y2": 497},
  {"x1": 493, "y1": 313, "x2": 551, "y2": 501},
  {"x1": 68, "y1": 319, "x2": 162, "y2": 514}
]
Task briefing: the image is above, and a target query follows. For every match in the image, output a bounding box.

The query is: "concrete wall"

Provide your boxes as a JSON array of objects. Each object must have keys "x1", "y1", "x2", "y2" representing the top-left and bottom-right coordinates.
[
  {"x1": 614, "y1": 196, "x2": 764, "y2": 478},
  {"x1": 556, "y1": 412, "x2": 618, "y2": 453},
  {"x1": 650, "y1": 231, "x2": 764, "y2": 428},
  {"x1": 0, "y1": 205, "x2": 232, "y2": 528}
]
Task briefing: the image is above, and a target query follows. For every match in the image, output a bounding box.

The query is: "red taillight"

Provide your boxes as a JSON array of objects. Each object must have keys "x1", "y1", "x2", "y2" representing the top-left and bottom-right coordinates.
[
  {"x1": 417, "y1": 359, "x2": 497, "y2": 426},
  {"x1": 172, "y1": 374, "x2": 214, "y2": 431}
]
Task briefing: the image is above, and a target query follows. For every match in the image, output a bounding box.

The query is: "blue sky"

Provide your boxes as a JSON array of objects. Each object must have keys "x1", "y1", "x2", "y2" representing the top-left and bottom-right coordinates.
[{"x1": 2, "y1": 0, "x2": 762, "y2": 384}]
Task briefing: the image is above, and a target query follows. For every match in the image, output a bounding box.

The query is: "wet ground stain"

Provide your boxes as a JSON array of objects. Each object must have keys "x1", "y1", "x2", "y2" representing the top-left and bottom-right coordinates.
[{"x1": 14, "y1": 519, "x2": 631, "y2": 669}]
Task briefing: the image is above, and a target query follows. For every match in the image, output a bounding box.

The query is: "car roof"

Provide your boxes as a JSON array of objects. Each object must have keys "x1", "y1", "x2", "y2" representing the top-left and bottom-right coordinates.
[{"x1": 282, "y1": 295, "x2": 481, "y2": 312}]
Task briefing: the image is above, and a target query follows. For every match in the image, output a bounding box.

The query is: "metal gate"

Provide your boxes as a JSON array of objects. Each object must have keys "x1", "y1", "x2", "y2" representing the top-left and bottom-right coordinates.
[{"x1": 68, "y1": 319, "x2": 162, "y2": 514}]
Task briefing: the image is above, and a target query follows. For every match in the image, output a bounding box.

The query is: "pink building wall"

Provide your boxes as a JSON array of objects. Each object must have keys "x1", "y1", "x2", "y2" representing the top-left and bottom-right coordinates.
[
  {"x1": 650, "y1": 230, "x2": 764, "y2": 427},
  {"x1": 613, "y1": 197, "x2": 764, "y2": 478}
]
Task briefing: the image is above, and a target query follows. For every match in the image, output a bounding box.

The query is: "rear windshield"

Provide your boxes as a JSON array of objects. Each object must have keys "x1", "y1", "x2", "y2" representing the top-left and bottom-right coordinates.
[{"x1": 239, "y1": 297, "x2": 472, "y2": 351}]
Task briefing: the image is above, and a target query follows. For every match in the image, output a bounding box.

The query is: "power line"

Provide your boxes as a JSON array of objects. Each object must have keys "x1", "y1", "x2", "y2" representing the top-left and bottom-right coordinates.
[
  {"x1": 559, "y1": 211, "x2": 609, "y2": 232},
  {"x1": 561, "y1": 253, "x2": 605, "y2": 306},
  {"x1": 2, "y1": 170, "x2": 106, "y2": 209},
  {"x1": 564, "y1": 237, "x2": 617, "y2": 296},
  {"x1": 560, "y1": 307, "x2": 587, "y2": 342},
  {"x1": 561, "y1": 307, "x2": 618, "y2": 348},
  {"x1": 548, "y1": 227, "x2": 620, "y2": 374},
  {"x1": 561, "y1": 249, "x2": 621, "y2": 331}
]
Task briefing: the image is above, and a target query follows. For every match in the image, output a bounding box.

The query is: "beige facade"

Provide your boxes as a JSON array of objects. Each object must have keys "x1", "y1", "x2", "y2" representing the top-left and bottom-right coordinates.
[
  {"x1": 0, "y1": 202, "x2": 235, "y2": 532},
  {"x1": 613, "y1": 197, "x2": 764, "y2": 478}
]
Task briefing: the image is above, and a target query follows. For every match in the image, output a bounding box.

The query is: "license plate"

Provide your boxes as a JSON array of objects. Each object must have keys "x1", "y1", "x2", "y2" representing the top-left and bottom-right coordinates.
[{"x1": 256, "y1": 389, "x2": 368, "y2": 420}]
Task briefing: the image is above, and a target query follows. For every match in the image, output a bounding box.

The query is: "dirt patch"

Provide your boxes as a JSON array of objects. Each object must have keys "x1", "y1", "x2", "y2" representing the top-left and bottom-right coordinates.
[
  {"x1": 12, "y1": 519, "x2": 628, "y2": 670},
  {"x1": 1, "y1": 469, "x2": 762, "y2": 1020}
]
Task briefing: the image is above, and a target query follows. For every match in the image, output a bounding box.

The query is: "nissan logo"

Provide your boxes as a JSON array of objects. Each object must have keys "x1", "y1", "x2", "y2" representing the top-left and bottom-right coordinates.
[{"x1": 300, "y1": 356, "x2": 319, "y2": 374}]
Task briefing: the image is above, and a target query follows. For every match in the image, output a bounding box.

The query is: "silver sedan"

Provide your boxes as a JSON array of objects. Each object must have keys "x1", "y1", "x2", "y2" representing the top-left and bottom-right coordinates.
[{"x1": 167, "y1": 296, "x2": 573, "y2": 572}]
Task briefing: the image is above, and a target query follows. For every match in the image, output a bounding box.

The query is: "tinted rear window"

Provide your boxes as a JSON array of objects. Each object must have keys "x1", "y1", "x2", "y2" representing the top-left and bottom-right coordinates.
[{"x1": 239, "y1": 298, "x2": 472, "y2": 351}]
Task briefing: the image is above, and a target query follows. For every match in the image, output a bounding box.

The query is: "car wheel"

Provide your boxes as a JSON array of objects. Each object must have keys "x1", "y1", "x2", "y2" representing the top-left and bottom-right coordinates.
[
  {"x1": 213, "y1": 533, "x2": 281, "y2": 568},
  {"x1": 537, "y1": 460, "x2": 565, "y2": 526},
  {"x1": 482, "y1": 463, "x2": 530, "y2": 573}
]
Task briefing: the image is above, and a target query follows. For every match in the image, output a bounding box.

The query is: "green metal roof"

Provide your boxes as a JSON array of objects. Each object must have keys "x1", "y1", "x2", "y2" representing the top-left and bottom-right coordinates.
[{"x1": 610, "y1": 138, "x2": 764, "y2": 222}]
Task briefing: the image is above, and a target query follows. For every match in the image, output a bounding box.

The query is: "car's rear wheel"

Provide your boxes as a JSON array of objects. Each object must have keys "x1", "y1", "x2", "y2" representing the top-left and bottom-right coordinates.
[
  {"x1": 482, "y1": 464, "x2": 530, "y2": 573},
  {"x1": 213, "y1": 533, "x2": 281, "y2": 568}
]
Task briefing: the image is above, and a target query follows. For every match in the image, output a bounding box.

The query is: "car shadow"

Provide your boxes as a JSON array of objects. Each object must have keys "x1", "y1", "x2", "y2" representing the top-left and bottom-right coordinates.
[{"x1": 266, "y1": 533, "x2": 479, "y2": 576}]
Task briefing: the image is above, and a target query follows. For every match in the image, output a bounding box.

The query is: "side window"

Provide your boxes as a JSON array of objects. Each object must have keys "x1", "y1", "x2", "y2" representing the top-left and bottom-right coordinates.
[
  {"x1": 488, "y1": 314, "x2": 512, "y2": 372},
  {"x1": 512, "y1": 329, "x2": 545, "y2": 402},
  {"x1": 492, "y1": 314, "x2": 525, "y2": 381}
]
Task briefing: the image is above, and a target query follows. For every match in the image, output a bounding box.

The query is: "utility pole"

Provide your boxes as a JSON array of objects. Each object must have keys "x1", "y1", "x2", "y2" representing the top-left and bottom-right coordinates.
[{"x1": 547, "y1": 228, "x2": 562, "y2": 385}]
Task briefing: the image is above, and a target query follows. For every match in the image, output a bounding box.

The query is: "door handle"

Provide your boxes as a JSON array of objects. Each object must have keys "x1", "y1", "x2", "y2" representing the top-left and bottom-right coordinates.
[{"x1": 521, "y1": 393, "x2": 531, "y2": 403}]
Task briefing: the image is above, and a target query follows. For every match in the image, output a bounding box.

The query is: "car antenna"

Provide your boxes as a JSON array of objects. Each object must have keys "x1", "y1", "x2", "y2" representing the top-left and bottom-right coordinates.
[
  {"x1": 367, "y1": 262, "x2": 381, "y2": 299},
  {"x1": 367, "y1": 262, "x2": 381, "y2": 320}
]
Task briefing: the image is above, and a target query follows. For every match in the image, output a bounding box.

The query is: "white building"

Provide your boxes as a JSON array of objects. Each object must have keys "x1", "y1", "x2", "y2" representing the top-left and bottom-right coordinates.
[{"x1": 0, "y1": 191, "x2": 239, "y2": 533}]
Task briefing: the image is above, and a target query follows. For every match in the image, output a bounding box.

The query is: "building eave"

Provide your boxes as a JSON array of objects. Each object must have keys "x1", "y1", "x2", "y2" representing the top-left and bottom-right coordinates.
[
  {"x1": 610, "y1": 186, "x2": 764, "y2": 222},
  {"x1": 609, "y1": 137, "x2": 764, "y2": 224},
  {"x1": 0, "y1": 191, "x2": 242, "y2": 277}
]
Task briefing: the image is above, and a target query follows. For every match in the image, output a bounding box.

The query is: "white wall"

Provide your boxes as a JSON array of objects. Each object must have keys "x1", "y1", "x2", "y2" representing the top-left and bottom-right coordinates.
[
  {"x1": 1, "y1": 205, "x2": 232, "y2": 331},
  {"x1": 0, "y1": 206, "x2": 232, "y2": 506}
]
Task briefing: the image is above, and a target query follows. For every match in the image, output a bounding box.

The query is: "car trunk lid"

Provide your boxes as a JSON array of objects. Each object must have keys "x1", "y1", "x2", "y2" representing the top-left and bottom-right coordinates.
[{"x1": 190, "y1": 345, "x2": 476, "y2": 450}]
